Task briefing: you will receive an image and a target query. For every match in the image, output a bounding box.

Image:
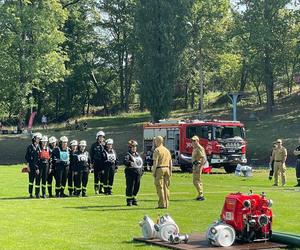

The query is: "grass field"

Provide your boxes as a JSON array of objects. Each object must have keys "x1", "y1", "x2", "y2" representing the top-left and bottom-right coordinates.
[{"x1": 0, "y1": 165, "x2": 299, "y2": 250}]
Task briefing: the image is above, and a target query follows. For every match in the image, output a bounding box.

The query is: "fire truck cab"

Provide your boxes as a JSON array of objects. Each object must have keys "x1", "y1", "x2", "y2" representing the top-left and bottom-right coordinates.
[{"x1": 143, "y1": 119, "x2": 247, "y2": 173}]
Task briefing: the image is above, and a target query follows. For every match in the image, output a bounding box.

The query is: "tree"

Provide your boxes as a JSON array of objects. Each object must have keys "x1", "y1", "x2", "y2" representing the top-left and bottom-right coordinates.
[
  {"x1": 0, "y1": 0, "x2": 68, "y2": 120},
  {"x1": 136, "y1": 0, "x2": 190, "y2": 121}
]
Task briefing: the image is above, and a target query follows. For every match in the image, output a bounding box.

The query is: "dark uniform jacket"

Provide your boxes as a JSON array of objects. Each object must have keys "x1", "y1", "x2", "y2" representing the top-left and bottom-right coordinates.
[
  {"x1": 25, "y1": 143, "x2": 40, "y2": 170},
  {"x1": 51, "y1": 146, "x2": 70, "y2": 167},
  {"x1": 124, "y1": 151, "x2": 143, "y2": 175},
  {"x1": 75, "y1": 150, "x2": 91, "y2": 172},
  {"x1": 90, "y1": 142, "x2": 105, "y2": 165},
  {"x1": 69, "y1": 150, "x2": 78, "y2": 172},
  {"x1": 49, "y1": 145, "x2": 57, "y2": 172},
  {"x1": 295, "y1": 145, "x2": 300, "y2": 160},
  {"x1": 103, "y1": 148, "x2": 118, "y2": 170}
]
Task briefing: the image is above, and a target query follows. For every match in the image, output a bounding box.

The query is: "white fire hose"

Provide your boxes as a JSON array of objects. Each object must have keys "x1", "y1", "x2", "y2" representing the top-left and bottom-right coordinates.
[{"x1": 206, "y1": 221, "x2": 236, "y2": 247}]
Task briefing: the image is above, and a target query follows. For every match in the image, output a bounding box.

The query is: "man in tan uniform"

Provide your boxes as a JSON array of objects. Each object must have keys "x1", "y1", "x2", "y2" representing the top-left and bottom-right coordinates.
[
  {"x1": 191, "y1": 135, "x2": 206, "y2": 201},
  {"x1": 152, "y1": 136, "x2": 172, "y2": 209},
  {"x1": 270, "y1": 139, "x2": 287, "y2": 186}
]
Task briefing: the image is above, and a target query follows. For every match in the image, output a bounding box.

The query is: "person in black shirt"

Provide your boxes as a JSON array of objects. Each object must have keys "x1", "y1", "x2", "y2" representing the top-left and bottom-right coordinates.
[
  {"x1": 25, "y1": 132, "x2": 42, "y2": 198},
  {"x1": 47, "y1": 136, "x2": 57, "y2": 197},
  {"x1": 37, "y1": 136, "x2": 51, "y2": 198},
  {"x1": 52, "y1": 136, "x2": 70, "y2": 197},
  {"x1": 74, "y1": 140, "x2": 91, "y2": 197},
  {"x1": 68, "y1": 140, "x2": 78, "y2": 196},
  {"x1": 269, "y1": 142, "x2": 277, "y2": 180},
  {"x1": 124, "y1": 140, "x2": 143, "y2": 206},
  {"x1": 103, "y1": 139, "x2": 118, "y2": 195},
  {"x1": 90, "y1": 131, "x2": 105, "y2": 194},
  {"x1": 293, "y1": 138, "x2": 300, "y2": 187}
]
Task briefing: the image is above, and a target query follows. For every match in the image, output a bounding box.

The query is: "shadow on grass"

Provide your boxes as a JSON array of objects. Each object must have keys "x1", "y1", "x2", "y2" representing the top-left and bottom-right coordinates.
[
  {"x1": 122, "y1": 240, "x2": 150, "y2": 248},
  {"x1": 0, "y1": 196, "x2": 31, "y2": 200},
  {"x1": 63, "y1": 205, "x2": 156, "y2": 212}
]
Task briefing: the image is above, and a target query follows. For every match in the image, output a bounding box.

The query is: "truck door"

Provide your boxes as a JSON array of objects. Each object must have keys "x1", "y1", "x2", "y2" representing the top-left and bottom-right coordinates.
[{"x1": 166, "y1": 128, "x2": 180, "y2": 164}]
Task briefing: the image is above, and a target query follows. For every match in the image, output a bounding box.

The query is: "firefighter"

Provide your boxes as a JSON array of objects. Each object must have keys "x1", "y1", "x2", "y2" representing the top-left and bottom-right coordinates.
[
  {"x1": 124, "y1": 140, "x2": 143, "y2": 206},
  {"x1": 74, "y1": 140, "x2": 91, "y2": 197},
  {"x1": 37, "y1": 136, "x2": 51, "y2": 198},
  {"x1": 90, "y1": 131, "x2": 105, "y2": 194},
  {"x1": 152, "y1": 136, "x2": 172, "y2": 209},
  {"x1": 68, "y1": 140, "x2": 78, "y2": 196},
  {"x1": 191, "y1": 135, "x2": 206, "y2": 201},
  {"x1": 293, "y1": 137, "x2": 300, "y2": 187},
  {"x1": 103, "y1": 139, "x2": 118, "y2": 195},
  {"x1": 269, "y1": 142, "x2": 277, "y2": 180},
  {"x1": 25, "y1": 132, "x2": 42, "y2": 198},
  {"x1": 47, "y1": 136, "x2": 57, "y2": 197},
  {"x1": 270, "y1": 139, "x2": 287, "y2": 186},
  {"x1": 52, "y1": 136, "x2": 70, "y2": 197}
]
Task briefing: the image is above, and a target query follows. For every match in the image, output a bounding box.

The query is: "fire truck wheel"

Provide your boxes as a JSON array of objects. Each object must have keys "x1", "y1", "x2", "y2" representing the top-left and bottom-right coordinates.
[
  {"x1": 224, "y1": 164, "x2": 236, "y2": 173},
  {"x1": 180, "y1": 165, "x2": 192, "y2": 173}
]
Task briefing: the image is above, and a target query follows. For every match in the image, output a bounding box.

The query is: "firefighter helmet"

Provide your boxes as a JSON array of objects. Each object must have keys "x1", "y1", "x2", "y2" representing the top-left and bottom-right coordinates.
[
  {"x1": 105, "y1": 138, "x2": 114, "y2": 145},
  {"x1": 48, "y1": 136, "x2": 57, "y2": 144},
  {"x1": 41, "y1": 136, "x2": 48, "y2": 142},
  {"x1": 79, "y1": 140, "x2": 87, "y2": 147},
  {"x1": 70, "y1": 140, "x2": 78, "y2": 146},
  {"x1": 128, "y1": 140, "x2": 138, "y2": 147},
  {"x1": 60, "y1": 136, "x2": 68, "y2": 143},
  {"x1": 96, "y1": 131, "x2": 105, "y2": 139},
  {"x1": 32, "y1": 132, "x2": 42, "y2": 140}
]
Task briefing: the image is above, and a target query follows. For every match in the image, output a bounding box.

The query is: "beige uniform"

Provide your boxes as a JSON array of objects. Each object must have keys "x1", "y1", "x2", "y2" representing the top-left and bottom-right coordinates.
[
  {"x1": 153, "y1": 145, "x2": 172, "y2": 208},
  {"x1": 192, "y1": 145, "x2": 206, "y2": 197},
  {"x1": 270, "y1": 147, "x2": 287, "y2": 186}
]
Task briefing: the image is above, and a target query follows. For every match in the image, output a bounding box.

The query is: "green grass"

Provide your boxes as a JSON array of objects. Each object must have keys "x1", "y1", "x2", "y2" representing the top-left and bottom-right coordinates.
[{"x1": 0, "y1": 165, "x2": 299, "y2": 250}]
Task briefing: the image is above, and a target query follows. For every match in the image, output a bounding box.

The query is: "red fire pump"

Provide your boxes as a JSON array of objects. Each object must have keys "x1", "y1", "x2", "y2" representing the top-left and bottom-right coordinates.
[{"x1": 207, "y1": 191, "x2": 273, "y2": 247}]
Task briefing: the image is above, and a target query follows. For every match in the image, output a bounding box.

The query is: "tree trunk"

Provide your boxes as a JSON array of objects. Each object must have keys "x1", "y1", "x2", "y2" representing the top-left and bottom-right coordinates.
[
  {"x1": 198, "y1": 60, "x2": 204, "y2": 112},
  {"x1": 264, "y1": 51, "x2": 274, "y2": 113},
  {"x1": 239, "y1": 60, "x2": 248, "y2": 92}
]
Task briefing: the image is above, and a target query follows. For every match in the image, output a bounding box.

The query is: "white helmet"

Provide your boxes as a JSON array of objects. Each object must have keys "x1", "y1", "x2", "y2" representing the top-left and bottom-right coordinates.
[
  {"x1": 41, "y1": 136, "x2": 48, "y2": 142},
  {"x1": 70, "y1": 140, "x2": 78, "y2": 146},
  {"x1": 32, "y1": 132, "x2": 42, "y2": 140},
  {"x1": 60, "y1": 136, "x2": 68, "y2": 143},
  {"x1": 79, "y1": 140, "x2": 87, "y2": 147},
  {"x1": 96, "y1": 131, "x2": 105, "y2": 139},
  {"x1": 105, "y1": 138, "x2": 114, "y2": 145},
  {"x1": 48, "y1": 136, "x2": 57, "y2": 144}
]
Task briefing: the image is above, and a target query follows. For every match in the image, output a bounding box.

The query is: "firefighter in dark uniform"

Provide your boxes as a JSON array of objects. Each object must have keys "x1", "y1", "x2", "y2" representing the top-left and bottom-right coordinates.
[
  {"x1": 293, "y1": 137, "x2": 300, "y2": 187},
  {"x1": 124, "y1": 140, "x2": 143, "y2": 206},
  {"x1": 74, "y1": 140, "x2": 91, "y2": 197},
  {"x1": 25, "y1": 132, "x2": 42, "y2": 198},
  {"x1": 37, "y1": 136, "x2": 51, "y2": 198},
  {"x1": 90, "y1": 131, "x2": 105, "y2": 194},
  {"x1": 47, "y1": 136, "x2": 57, "y2": 197},
  {"x1": 103, "y1": 139, "x2": 118, "y2": 195},
  {"x1": 269, "y1": 142, "x2": 277, "y2": 180},
  {"x1": 52, "y1": 136, "x2": 70, "y2": 197},
  {"x1": 68, "y1": 140, "x2": 78, "y2": 196}
]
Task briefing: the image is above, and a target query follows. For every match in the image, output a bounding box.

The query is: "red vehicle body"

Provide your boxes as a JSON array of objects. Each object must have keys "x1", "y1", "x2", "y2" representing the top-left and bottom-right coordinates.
[
  {"x1": 221, "y1": 192, "x2": 273, "y2": 242},
  {"x1": 143, "y1": 119, "x2": 247, "y2": 173}
]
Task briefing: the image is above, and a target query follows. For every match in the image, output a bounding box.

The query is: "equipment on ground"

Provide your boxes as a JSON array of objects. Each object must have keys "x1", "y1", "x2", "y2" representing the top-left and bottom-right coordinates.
[
  {"x1": 207, "y1": 191, "x2": 273, "y2": 247},
  {"x1": 139, "y1": 214, "x2": 183, "y2": 243},
  {"x1": 168, "y1": 233, "x2": 189, "y2": 244},
  {"x1": 235, "y1": 164, "x2": 252, "y2": 177}
]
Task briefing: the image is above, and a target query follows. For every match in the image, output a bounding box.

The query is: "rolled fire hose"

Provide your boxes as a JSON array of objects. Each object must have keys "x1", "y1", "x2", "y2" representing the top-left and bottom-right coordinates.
[
  {"x1": 206, "y1": 222, "x2": 236, "y2": 247},
  {"x1": 271, "y1": 232, "x2": 300, "y2": 247},
  {"x1": 139, "y1": 216, "x2": 158, "y2": 239}
]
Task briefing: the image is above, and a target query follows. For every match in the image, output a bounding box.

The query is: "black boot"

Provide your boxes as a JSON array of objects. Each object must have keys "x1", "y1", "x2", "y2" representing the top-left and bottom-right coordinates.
[
  {"x1": 55, "y1": 191, "x2": 60, "y2": 198},
  {"x1": 104, "y1": 187, "x2": 109, "y2": 195},
  {"x1": 127, "y1": 198, "x2": 133, "y2": 206},
  {"x1": 132, "y1": 198, "x2": 138, "y2": 206},
  {"x1": 99, "y1": 185, "x2": 104, "y2": 194},
  {"x1": 107, "y1": 187, "x2": 112, "y2": 195},
  {"x1": 48, "y1": 187, "x2": 53, "y2": 198}
]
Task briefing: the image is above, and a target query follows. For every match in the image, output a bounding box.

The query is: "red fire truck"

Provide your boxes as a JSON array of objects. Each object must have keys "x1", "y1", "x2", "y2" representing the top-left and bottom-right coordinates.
[{"x1": 143, "y1": 119, "x2": 247, "y2": 173}]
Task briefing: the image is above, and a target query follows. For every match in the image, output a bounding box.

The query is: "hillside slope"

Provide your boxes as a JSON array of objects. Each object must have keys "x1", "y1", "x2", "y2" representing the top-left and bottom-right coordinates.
[{"x1": 1, "y1": 91, "x2": 300, "y2": 166}]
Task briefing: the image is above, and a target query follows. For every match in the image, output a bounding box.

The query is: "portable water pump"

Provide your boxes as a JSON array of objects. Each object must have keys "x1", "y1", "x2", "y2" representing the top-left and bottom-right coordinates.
[{"x1": 207, "y1": 191, "x2": 273, "y2": 247}]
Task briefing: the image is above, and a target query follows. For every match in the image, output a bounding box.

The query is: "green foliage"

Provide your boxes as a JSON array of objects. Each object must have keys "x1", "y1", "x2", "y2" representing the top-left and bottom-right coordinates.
[{"x1": 136, "y1": 0, "x2": 190, "y2": 121}]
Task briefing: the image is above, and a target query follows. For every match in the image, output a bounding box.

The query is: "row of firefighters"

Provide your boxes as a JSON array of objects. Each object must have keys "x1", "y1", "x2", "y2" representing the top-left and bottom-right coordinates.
[{"x1": 25, "y1": 131, "x2": 143, "y2": 206}]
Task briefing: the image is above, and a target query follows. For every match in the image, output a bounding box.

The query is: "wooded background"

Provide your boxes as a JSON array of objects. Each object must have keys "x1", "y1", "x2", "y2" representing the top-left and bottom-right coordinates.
[{"x1": 0, "y1": 0, "x2": 299, "y2": 122}]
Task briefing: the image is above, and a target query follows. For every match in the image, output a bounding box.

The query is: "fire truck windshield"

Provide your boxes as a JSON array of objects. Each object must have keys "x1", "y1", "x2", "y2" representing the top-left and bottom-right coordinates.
[{"x1": 214, "y1": 126, "x2": 245, "y2": 140}]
